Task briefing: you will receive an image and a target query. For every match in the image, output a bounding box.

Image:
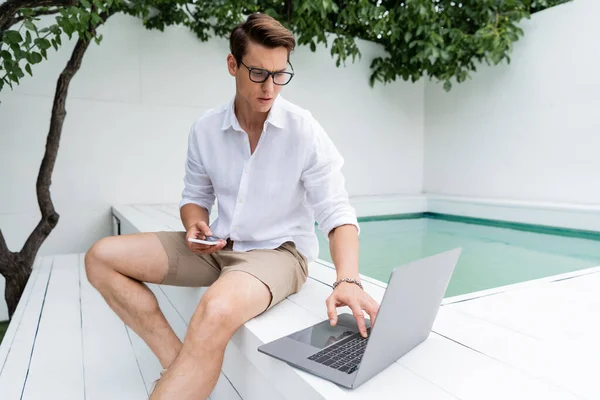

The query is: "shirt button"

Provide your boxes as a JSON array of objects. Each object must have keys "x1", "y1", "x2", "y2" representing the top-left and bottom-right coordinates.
[{"x1": 238, "y1": 198, "x2": 244, "y2": 203}]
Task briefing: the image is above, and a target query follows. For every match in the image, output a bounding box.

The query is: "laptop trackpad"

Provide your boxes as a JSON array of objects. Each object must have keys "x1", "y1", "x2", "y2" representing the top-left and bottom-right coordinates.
[{"x1": 286, "y1": 314, "x2": 367, "y2": 350}]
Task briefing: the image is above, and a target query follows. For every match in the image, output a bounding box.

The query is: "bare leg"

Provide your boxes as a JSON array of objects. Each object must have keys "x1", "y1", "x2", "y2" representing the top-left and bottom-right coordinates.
[
  {"x1": 150, "y1": 270, "x2": 272, "y2": 399},
  {"x1": 85, "y1": 233, "x2": 182, "y2": 369}
]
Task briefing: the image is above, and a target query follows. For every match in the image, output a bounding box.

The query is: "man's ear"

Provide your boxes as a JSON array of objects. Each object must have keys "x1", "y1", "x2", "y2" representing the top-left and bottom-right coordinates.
[{"x1": 227, "y1": 54, "x2": 237, "y2": 77}]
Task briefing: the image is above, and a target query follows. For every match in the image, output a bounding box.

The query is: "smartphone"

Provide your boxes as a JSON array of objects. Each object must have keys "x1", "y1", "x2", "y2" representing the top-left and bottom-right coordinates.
[{"x1": 188, "y1": 236, "x2": 223, "y2": 246}]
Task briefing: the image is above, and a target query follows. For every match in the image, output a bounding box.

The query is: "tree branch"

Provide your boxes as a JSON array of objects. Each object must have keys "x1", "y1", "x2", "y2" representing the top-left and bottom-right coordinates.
[
  {"x1": 5, "y1": 7, "x2": 62, "y2": 30},
  {"x1": 0, "y1": 0, "x2": 75, "y2": 32},
  {"x1": 0, "y1": 228, "x2": 11, "y2": 277},
  {"x1": 20, "y1": 9, "x2": 115, "y2": 263},
  {"x1": 0, "y1": 229, "x2": 9, "y2": 255}
]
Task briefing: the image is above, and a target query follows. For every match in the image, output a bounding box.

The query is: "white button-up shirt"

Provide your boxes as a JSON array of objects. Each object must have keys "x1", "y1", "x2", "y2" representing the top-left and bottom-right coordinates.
[{"x1": 179, "y1": 95, "x2": 359, "y2": 262}]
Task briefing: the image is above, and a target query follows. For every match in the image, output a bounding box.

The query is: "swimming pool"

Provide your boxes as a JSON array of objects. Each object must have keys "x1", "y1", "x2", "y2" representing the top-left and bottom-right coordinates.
[{"x1": 316, "y1": 216, "x2": 600, "y2": 297}]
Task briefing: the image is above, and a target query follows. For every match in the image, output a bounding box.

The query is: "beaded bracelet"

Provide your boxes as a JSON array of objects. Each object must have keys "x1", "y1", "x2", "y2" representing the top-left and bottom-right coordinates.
[{"x1": 332, "y1": 278, "x2": 363, "y2": 290}]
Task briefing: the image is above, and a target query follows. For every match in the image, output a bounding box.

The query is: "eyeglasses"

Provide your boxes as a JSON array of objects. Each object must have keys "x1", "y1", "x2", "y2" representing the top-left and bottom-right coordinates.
[{"x1": 239, "y1": 60, "x2": 295, "y2": 85}]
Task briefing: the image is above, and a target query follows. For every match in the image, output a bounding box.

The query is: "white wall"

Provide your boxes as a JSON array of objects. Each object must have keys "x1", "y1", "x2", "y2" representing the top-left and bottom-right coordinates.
[
  {"x1": 0, "y1": 13, "x2": 423, "y2": 257},
  {"x1": 424, "y1": 0, "x2": 600, "y2": 205},
  {"x1": 0, "y1": 15, "x2": 423, "y2": 319}
]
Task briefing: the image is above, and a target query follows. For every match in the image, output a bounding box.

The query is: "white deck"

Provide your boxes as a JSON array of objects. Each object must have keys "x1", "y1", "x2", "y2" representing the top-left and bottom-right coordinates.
[{"x1": 0, "y1": 204, "x2": 598, "y2": 399}]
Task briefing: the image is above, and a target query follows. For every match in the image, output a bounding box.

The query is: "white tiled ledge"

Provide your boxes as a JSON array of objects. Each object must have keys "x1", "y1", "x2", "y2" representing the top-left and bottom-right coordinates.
[{"x1": 110, "y1": 203, "x2": 584, "y2": 400}]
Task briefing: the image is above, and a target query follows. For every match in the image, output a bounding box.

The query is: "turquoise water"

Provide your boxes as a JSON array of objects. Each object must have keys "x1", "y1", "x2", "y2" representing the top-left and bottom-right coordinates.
[{"x1": 316, "y1": 218, "x2": 600, "y2": 297}]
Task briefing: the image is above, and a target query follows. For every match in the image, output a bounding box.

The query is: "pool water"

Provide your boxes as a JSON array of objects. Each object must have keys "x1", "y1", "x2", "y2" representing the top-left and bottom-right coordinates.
[{"x1": 316, "y1": 218, "x2": 600, "y2": 297}]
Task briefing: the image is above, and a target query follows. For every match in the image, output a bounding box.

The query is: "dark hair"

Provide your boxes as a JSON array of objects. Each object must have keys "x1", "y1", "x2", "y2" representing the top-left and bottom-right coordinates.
[{"x1": 229, "y1": 13, "x2": 296, "y2": 65}]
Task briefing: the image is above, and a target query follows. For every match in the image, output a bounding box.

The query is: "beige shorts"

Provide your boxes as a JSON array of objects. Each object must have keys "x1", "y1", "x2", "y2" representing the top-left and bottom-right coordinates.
[{"x1": 154, "y1": 231, "x2": 309, "y2": 312}]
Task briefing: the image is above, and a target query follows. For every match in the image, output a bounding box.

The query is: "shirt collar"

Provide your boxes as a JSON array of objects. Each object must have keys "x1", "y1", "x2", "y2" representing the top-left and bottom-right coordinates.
[
  {"x1": 221, "y1": 95, "x2": 285, "y2": 131},
  {"x1": 265, "y1": 95, "x2": 285, "y2": 129}
]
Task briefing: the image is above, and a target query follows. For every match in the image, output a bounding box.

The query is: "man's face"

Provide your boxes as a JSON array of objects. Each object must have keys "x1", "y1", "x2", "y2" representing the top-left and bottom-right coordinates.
[{"x1": 228, "y1": 41, "x2": 289, "y2": 114}]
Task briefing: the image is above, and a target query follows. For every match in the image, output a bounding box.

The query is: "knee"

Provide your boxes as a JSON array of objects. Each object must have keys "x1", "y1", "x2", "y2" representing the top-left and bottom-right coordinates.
[
  {"x1": 190, "y1": 295, "x2": 239, "y2": 345},
  {"x1": 202, "y1": 295, "x2": 239, "y2": 332},
  {"x1": 84, "y1": 237, "x2": 115, "y2": 288}
]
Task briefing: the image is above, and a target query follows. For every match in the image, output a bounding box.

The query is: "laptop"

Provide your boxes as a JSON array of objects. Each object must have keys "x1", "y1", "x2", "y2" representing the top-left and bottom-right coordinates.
[{"x1": 257, "y1": 248, "x2": 461, "y2": 390}]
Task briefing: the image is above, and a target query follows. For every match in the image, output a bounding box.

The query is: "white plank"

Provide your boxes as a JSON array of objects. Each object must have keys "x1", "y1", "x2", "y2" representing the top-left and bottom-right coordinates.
[
  {"x1": 398, "y1": 333, "x2": 580, "y2": 400},
  {"x1": 0, "y1": 257, "x2": 42, "y2": 369},
  {"x1": 112, "y1": 204, "x2": 171, "y2": 234},
  {"x1": 434, "y1": 306, "x2": 600, "y2": 400},
  {"x1": 21, "y1": 254, "x2": 84, "y2": 399},
  {"x1": 133, "y1": 205, "x2": 184, "y2": 231},
  {"x1": 158, "y1": 204, "x2": 181, "y2": 219},
  {"x1": 448, "y1": 274, "x2": 600, "y2": 341},
  {"x1": 0, "y1": 257, "x2": 53, "y2": 398},
  {"x1": 157, "y1": 203, "x2": 218, "y2": 222},
  {"x1": 80, "y1": 253, "x2": 148, "y2": 400}
]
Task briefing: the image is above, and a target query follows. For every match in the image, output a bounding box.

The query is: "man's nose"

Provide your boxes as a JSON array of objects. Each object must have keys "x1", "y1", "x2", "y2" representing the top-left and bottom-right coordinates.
[{"x1": 262, "y1": 77, "x2": 274, "y2": 92}]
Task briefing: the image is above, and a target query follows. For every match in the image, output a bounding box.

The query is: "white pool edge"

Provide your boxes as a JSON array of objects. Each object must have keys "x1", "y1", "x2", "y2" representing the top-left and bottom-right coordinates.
[{"x1": 314, "y1": 258, "x2": 600, "y2": 305}]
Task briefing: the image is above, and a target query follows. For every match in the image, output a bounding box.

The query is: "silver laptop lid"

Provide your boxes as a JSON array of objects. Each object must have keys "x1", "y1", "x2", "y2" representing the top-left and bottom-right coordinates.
[{"x1": 353, "y1": 248, "x2": 461, "y2": 388}]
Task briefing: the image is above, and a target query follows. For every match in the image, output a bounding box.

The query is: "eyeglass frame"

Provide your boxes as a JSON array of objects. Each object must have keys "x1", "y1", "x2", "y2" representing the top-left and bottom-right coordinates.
[{"x1": 238, "y1": 60, "x2": 295, "y2": 85}]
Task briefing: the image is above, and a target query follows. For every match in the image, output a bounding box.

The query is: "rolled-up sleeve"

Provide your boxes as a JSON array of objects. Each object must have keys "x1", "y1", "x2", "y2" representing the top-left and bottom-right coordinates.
[
  {"x1": 179, "y1": 123, "x2": 215, "y2": 213},
  {"x1": 301, "y1": 119, "x2": 360, "y2": 240}
]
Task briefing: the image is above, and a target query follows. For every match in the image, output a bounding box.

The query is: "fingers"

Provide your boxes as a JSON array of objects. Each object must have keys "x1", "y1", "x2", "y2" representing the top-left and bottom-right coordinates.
[
  {"x1": 185, "y1": 221, "x2": 225, "y2": 254},
  {"x1": 326, "y1": 296, "x2": 338, "y2": 326},
  {"x1": 187, "y1": 222, "x2": 211, "y2": 240},
  {"x1": 212, "y1": 240, "x2": 227, "y2": 252},
  {"x1": 350, "y1": 303, "x2": 368, "y2": 338},
  {"x1": 189, "y1": 240, "x2": 226, "y2": 255},
  {"x1": 189, "y1": 243, "x2": 209, "y2": 253},
  {"x1": 197, "y1": 221, "x2": 212, "y2": 237},
  {"x1": 325, "y1": 288, "x2": 381, "y2": 338}
]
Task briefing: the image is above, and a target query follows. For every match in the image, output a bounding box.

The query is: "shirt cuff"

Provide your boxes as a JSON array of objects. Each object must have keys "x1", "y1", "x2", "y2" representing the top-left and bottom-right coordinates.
[
  {"x1": 179, "y1": 198, "x2": 212, "y2": 213},
  {"x1": 320, "y1": 213, "x2": 360, "y2": 242}
]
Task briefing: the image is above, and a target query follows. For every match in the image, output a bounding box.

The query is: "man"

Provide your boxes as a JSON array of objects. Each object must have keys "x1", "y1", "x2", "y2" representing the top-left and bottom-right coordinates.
[{"x1": 85, "y1": 13, "x2": 380, "y2": 399}]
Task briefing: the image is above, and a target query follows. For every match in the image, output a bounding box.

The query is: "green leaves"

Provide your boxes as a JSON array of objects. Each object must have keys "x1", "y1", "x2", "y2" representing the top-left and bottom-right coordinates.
[
  {"x1": 27, "y1": 52, "x2": 43, "y2": 64},
  {"x1": 357, "y1": 0, "x2": 569, "y2": 90},
  {"x1": 330, "y1": 35, "x2": 361, "y2": 68},
  {"x1": 176, "y1": 0, "x2": 568, "y2": 90},
  {"x1": 0, "y1": 0, "x2": 570, "y2": 93},
  {"x1": 1, "y1": 0, "x2": 111, "y2": 91},
  {"x1": 3, "y1": 31, "x2": 23, "y2": 45}
]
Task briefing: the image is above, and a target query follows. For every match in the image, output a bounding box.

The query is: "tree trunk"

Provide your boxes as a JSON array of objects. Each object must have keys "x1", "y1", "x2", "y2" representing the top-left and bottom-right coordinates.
[
  {"x1": 1, "y1": 252, "x2": 31, "y2": 319},
  {"x1": 0, "y1": 10, "x2": 114, "y2": 320}
]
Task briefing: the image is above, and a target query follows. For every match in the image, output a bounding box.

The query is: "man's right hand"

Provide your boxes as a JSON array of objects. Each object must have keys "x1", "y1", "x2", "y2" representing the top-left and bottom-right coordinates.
[{"x1": 186, "y1": 221, "x2": 227, "y2": 255}]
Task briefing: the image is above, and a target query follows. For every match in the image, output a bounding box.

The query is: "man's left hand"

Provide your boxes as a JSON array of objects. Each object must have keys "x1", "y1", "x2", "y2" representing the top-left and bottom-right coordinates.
[{"x1": 326, "y1": 282, "x2": 380, "y2": 338}]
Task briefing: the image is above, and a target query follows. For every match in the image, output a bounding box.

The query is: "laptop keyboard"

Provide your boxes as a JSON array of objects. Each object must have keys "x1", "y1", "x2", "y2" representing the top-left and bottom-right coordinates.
[{"x1": 307, "y1": 328, "x2": 371, "y2": 374}]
